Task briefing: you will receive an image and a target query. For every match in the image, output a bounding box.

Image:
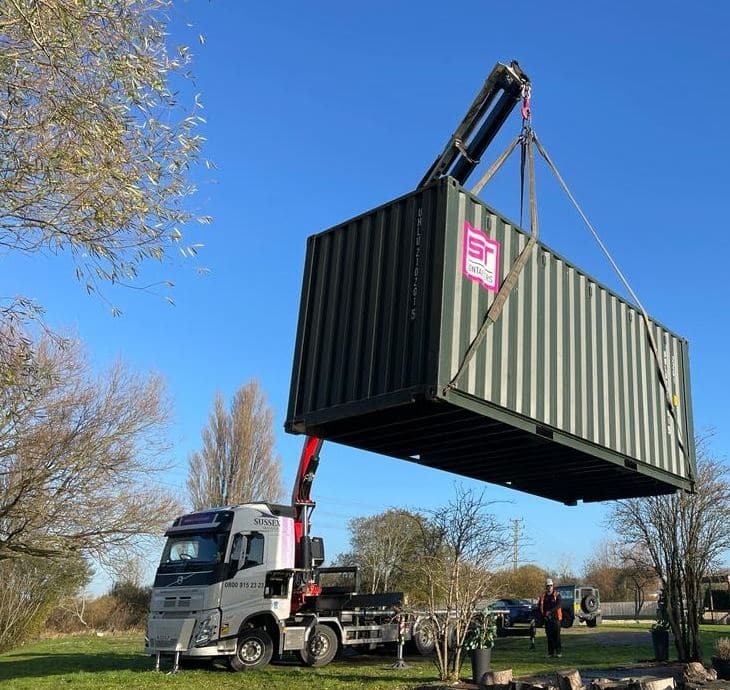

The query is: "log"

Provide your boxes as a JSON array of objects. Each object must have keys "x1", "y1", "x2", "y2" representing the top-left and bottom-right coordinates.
[
  {"x1": 482, "y1": 669, "x2": 514, "y2": 690},
  {"x1": 557, "y1": 670, "x2": 584, "y2": 690},
  {"x1": 638, "y1": 678, "x2": 675, "y2": 690}
]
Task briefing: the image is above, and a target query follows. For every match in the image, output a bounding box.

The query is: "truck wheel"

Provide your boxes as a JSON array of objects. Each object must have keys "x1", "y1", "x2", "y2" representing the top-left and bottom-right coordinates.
[
  {"x1": 561, "y1": 611, "x2": 574, "y2": 628},
  {"x1": 586, "y1": 617, "x2": 598, "y2": 628},
  {"x1": 298, "y1": 624, "x2": 338, "y2": 667},
  {"x1": 229, "y1": 628, "x2": 273, "y2": 671},
  {"x1": 412, "y1": 618, "x2": 436, "y2": 656}
]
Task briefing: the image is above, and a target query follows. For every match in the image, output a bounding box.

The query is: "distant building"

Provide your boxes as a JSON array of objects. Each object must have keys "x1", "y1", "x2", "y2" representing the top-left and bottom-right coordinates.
[{"x1": 703, "y1": 572, "x2": 730, "y2": 623}]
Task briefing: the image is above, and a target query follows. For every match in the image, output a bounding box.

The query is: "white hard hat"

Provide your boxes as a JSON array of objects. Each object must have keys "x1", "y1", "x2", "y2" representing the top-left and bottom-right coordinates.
[{"x1": 545, "y1": 578, "x2": 554, "y2": 586}]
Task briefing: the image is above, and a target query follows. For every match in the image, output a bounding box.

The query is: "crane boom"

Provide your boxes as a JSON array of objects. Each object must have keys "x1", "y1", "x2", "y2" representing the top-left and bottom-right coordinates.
[{"x1": 418, "y1": 60, "x2": 530, "y2": 189}]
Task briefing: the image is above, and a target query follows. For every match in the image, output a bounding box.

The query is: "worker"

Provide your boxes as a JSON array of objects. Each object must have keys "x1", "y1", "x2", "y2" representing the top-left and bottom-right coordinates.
[{"x1": 538, "y1": 578, "x2": 562, "y2": 657}]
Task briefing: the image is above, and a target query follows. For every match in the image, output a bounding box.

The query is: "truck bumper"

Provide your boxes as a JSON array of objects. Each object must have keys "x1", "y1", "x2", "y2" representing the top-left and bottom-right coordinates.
[
  {"x1": 146, "y1": 611, "x2": 234, "y2": 657},
  {"x1": 146, "y1": 617, "x2": 196, "y2": 654}
]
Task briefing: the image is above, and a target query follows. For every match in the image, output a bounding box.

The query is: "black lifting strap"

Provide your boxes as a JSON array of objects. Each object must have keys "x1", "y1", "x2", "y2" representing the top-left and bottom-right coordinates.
[{"x1": 446, "y1": 128, "x2": 539, "y2": 392}]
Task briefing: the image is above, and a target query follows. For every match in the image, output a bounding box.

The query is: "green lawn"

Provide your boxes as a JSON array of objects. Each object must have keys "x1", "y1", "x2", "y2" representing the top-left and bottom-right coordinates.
[{"x1": 0, "y1": 625, "x2": 726, "y2": 690}]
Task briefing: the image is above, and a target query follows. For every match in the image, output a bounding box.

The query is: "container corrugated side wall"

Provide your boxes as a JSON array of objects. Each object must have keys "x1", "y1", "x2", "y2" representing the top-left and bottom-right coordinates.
[
  {"x1": 287, "y1": 184, "x2": 446, "y2": 427},
  {"x1": 439, "y1": 185, "x2": 695, "y2": 481}
]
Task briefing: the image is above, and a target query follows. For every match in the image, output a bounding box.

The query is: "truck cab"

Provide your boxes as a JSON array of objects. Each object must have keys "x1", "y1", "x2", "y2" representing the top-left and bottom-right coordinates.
[
  {"x1": 146, "y1": 501, "x2": 418, "y2": 672},
  {"x1": 146, "y1": 503, "x2": 300, "y2": 668}
]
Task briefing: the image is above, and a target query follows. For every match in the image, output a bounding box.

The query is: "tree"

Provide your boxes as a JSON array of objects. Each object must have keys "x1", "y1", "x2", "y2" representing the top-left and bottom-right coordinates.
[
  {"x1": 187, "y1": 381, "x2": 283, "y2": 510},
  {"x1": 0, "y1": 333, "x2": 179, "y2": 561},
  {"x1": 0, "y1": 0, "x2": 206, "y2": 317},
  {"x1": 414, "y1": 486, "x2": 509, "y2": 683},
  {"x1": 551, "y1": 554, "x2": 578, "y2": 584},
  {"x1": 582, "y1": 540, "x2": 658, "y2": 610},
  {"x1": 492, "y1": 564, "x2": 548, "y2": 599},
  {"x1": 607, "y1": 437, "x2": 730, "y2": 661},
  {"x1": 334, "y1": 509, "x2": 426, "y2": 596},
  {"x1": 0, "y1": 555, "x2": 90, "y2": 652},
  {"x1": 583, "y1": 540, "x2": 631, "y2": 601}
]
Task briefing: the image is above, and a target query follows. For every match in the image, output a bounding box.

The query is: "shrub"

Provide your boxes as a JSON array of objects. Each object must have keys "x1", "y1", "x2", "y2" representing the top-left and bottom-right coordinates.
[
  {"x1": 714, "y1": 637, "x2": 730, "y2": 661},
  {"x1": 0, "y1": 556, "x2": 89, "y2": 652}
]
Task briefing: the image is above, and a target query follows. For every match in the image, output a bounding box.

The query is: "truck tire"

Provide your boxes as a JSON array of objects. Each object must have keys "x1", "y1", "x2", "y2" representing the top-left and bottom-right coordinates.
[
  {"x1": 229, "y1": 628, "x2": 274, "y2": 671},
  {"x1": 298, "y1": 624, "x2": 338, "y2": 667},
  {"x1": 581, "y1": 594, "x2": 598, "y2": 614},
  {"x1": 412, "y1": 618, "x2": 436, "y2": 656},
  {"x1": 586, "y1": 616, "x2": 599, "y2": 628},
  {"x1": 561, "y1": 610, "x2": 574, "y2": 628}
]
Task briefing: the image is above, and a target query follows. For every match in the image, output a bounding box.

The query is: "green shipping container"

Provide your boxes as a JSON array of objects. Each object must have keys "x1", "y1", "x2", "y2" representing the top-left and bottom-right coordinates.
[{"x1": 285, "y1": 177, "x2": 696, "y2": 503}]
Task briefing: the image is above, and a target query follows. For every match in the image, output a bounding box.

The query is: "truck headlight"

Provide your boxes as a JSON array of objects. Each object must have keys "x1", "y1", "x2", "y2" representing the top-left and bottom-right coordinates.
[{"x1": 193, "y1": 612, "x2": 220, "y2": 647}]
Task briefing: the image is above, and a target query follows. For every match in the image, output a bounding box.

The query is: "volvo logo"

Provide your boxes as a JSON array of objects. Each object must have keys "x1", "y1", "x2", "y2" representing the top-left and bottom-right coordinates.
[{"x1": 174, "y1": 573, "x2": 195, "y2": 585}]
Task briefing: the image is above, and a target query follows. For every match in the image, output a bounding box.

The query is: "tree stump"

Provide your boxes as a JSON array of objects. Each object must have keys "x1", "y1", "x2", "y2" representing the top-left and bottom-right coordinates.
[
  {"x1": 482, "y1": 669, "x2": 514, "y2": 690},
  {"x1": 557, "y1": 670, "x2": 584, "y2": 690}
]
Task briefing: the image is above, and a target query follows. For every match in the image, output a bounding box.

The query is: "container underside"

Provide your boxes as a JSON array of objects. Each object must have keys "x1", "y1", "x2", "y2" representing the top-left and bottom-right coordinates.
[{"x1": 291, "y1": 398, "x2": 689, "y2": 504}]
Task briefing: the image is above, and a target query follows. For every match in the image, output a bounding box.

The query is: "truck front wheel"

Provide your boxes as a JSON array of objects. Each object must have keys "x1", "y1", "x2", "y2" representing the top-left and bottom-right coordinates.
[
  {"x1": 229, "y1": 628, "x2": 274, "y2": 671},
  {"x1": 298, "y1": 624, "x2": 338, "y2": 667}
]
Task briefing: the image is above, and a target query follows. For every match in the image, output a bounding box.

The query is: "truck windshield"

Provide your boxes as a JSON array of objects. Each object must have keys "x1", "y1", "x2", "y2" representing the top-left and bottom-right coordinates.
[{"x1": 160, "y1": 532, "x2": 228, "y2": 566}]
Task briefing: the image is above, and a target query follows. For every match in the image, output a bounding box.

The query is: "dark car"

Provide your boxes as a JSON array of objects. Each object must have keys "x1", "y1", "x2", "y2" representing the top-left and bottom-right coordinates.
[{"x1": 488, "y1": 598, "x2": 536, "y2": 628}]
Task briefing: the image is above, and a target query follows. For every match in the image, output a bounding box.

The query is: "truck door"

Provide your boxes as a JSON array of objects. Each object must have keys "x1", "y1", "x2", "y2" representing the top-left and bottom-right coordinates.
[{"x1": 220, "y1": 531, "x2": 268, "y2": 626}]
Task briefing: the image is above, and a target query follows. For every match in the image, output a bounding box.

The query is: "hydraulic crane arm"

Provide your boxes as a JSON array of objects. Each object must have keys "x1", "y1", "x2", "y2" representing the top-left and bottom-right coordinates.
[
  {"x1": 418, "y1": 60, "x2": 530, "y2": 189},
  {"x1": 292, "y1": 435, "x2": 322, "y2": 520},
  {"x1": 292, "y1": 436, "x2": 323, "y2": 570}
]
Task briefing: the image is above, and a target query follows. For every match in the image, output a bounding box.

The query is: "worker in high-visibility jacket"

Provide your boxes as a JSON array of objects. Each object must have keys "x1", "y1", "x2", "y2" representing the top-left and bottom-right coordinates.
[{"x1": 538, "y1": 578, "x2": 562, "y2": 657}]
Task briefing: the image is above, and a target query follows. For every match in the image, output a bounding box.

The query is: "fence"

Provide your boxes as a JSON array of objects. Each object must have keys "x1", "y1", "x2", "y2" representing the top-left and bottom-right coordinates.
[
  {"x1": 601, "y1": 601, "x2": 657, "y2": 620},
  {"x1": 602, "y1": 600, "x2": 730, "y2": 624}
]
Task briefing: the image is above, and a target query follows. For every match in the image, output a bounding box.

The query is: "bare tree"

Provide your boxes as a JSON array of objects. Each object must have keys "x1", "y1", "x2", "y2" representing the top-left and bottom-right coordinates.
[
  {"x1": 187, "y1": 381, "x2": 283, "y2": 510},
  {"x1": 583, "y1": 540, "x2": 659, "y2": 612},
  {"x1": 0, "y1": 0, "x2": 207, "y2": 318},
  {"x1": 607, "y1": 437, "x2": 730, "y2": 661},
  {"x1": 415, "y1": 486, "x2": 509, "y2": 682},
  {"x1": 0, "y1": 333, "x2": 180, "y2": 561},
  {"x1": 335, "y1": 510, "x2": 425, "y2": 594}
]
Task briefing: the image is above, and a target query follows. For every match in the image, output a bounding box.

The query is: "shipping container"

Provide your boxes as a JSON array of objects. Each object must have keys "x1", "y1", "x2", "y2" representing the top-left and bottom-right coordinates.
[{"x1": 285, "y1": 177, "x2": 696, "y2": 503}]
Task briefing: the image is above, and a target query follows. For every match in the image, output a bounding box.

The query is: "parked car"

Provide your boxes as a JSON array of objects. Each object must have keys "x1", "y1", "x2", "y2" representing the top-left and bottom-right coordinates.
[
  {"x1": 555, "y1": 584, "x2": 602, "y2": 627},
  {"x1": 488, "y1": 598, "x2": 536, "y2": 630}
]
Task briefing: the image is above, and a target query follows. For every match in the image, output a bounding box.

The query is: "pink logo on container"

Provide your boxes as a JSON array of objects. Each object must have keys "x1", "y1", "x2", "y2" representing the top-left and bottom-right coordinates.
[{"x1": 462, "y1": 221, "x2": 500, "y2": 291}]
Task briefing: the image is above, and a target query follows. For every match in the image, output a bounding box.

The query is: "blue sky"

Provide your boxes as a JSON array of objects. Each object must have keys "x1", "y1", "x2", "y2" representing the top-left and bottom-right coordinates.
[{"x1": 3, "y1": 0, "x2": 729, "y2": 585}]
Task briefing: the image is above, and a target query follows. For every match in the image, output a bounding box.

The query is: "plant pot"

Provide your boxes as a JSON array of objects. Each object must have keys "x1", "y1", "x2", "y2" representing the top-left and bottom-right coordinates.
[
  {"x1": 711, "y1": 656, "x2": 730, "y2": 680},
  {"x1": 651, "y1": 628, "x2": 669, "y2": 662},
  {"x1": 471, "y1": 647, "x2": 492, "y2": 685}
]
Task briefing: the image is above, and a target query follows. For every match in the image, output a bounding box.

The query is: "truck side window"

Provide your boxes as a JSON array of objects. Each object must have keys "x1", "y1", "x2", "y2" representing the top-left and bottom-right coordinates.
[
  {"x1": 243, "y1": 532, "x2": 264, "y2": 568},
  {"x1": 230, "y1": 534, "x2": 245, "y2": 563}
]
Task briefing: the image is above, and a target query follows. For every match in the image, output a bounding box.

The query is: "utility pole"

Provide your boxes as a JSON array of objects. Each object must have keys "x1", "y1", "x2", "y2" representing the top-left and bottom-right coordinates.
[{"x1": 511, "y1": 519, "x2": 523, "y2": 571}]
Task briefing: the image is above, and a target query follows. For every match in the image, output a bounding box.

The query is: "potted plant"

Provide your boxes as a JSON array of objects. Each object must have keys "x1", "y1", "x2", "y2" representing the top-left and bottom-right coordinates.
[
  {"x1": 650, "y1": 618, "x2": 670, "y2": 662},
  {"x1": 711, "y1": 637, "x2": 730, "y2": 680},
  {"x1": 465, "y1": 610, "x2": 497, "y2": 685}
]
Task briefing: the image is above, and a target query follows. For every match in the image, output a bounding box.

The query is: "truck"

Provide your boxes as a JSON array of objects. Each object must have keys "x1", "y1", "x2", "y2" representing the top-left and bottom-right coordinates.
[
  {"x1": 145, "y1": 438, "x2": 436, "y2": 671},
  {"x1": 146, "y1": 61, "x2": 532, "y2": 672}
]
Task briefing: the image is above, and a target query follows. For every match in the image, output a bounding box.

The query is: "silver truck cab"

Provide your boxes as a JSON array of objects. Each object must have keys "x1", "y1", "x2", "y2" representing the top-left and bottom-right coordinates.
[{"x1": 146, "y1": 504, "x2": 296, "y2": 664}]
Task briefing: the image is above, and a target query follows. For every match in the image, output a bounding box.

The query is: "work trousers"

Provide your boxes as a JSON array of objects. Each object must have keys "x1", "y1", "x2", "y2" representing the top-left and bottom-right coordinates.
[{"x1": 545, "y1": 618, "x2": 562, "y2": 655}]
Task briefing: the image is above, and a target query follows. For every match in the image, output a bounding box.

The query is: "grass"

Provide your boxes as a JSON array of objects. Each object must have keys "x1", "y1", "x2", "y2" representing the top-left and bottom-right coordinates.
[{"x1": 0, "y1": 624, "x2": 727, "y2": 690}]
